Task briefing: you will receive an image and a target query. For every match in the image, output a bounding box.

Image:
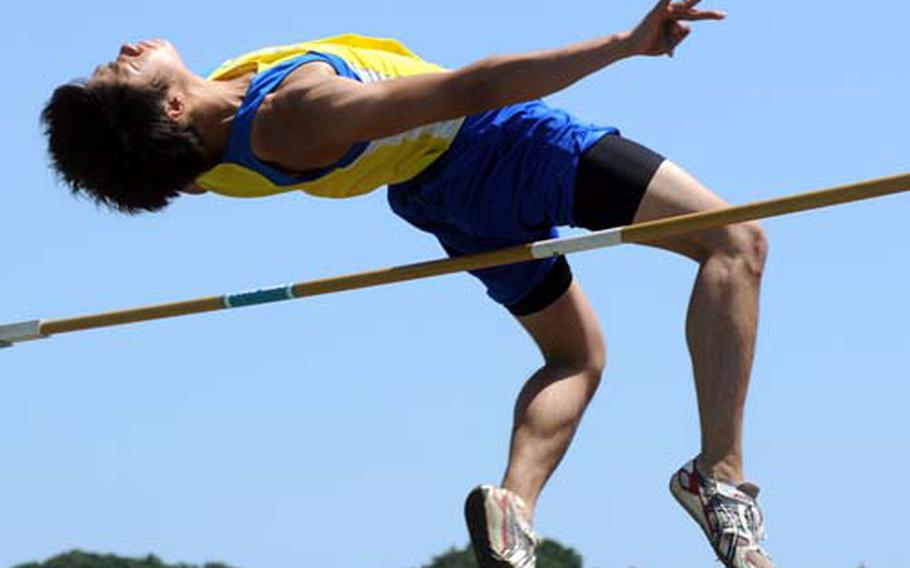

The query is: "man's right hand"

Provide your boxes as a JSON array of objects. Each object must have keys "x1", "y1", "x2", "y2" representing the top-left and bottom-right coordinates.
[{"x1": 626, "y1": 0, "x2": 726, "y2": 58}]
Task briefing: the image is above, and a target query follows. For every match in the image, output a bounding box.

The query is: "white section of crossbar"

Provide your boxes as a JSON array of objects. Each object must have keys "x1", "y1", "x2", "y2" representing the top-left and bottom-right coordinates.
[
  {"x1": 0, "y1": 320, "x2": 45, "y2": 348},
  {"x1": 529, "y1": 228, "x2": 624, "y2": 259}
]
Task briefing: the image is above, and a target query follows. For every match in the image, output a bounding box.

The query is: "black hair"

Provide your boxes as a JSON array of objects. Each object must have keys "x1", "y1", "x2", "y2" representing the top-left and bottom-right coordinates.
[{"x1": 41, "y1": 80, "x2": 212, "y2": 214}]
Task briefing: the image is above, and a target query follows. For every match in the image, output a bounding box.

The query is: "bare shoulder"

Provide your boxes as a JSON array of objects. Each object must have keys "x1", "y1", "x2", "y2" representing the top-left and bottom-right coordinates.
[{"x1": 251, "y1": 61, "x2": 349, "y2": 172}]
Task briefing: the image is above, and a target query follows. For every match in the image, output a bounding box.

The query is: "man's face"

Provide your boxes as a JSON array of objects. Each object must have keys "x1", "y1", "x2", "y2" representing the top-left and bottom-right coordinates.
[{"x1": 88, "y1": 39, "x2": 185, "y2": 89}]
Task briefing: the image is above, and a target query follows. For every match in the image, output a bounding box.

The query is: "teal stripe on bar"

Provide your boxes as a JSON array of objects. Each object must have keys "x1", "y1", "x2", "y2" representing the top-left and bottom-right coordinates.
[{"x1": 223, "y1": 285, "x2": 295, "y2": 309}]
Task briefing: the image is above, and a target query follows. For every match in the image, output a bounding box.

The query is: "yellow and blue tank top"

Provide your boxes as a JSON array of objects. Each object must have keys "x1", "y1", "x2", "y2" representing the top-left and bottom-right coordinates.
[{"x1": 195, "y1": 34, "x2": 464, "y2": 199}]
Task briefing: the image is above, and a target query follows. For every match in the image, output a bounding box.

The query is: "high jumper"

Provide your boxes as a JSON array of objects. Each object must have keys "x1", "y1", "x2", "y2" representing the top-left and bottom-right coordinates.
[{"x1": 30, "y1": 1, "x2": 854, "y2": 566}]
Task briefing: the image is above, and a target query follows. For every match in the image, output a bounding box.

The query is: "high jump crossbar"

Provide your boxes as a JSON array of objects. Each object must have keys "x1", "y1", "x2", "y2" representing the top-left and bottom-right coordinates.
[{"x1": 1, "y1": 172, "x2": 908, "y2": 349}]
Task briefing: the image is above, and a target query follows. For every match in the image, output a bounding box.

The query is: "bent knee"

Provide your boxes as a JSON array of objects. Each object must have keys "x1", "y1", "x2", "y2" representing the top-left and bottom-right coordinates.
[
  {"x1": 545, "y1": 342, "x2": 606, "y2": 398},
  {"x1": 728, "y1": 222, "x2": 769, "y2": 278},
  {"x1": 701, "y1": 221, "x2": 769, "y2": 280},
  {"x1": 521, "y1": 281, "x2": 606, "y2": 395}
]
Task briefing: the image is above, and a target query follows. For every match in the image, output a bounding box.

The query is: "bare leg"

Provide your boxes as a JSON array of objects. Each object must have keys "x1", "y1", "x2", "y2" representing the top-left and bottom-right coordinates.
[
  {"x1": 632, "y1": 161, "x2": 768, "y2": 483},
  {"x1": 500, "y1": 280, "x2": 606, "y2": 519},
  {"x1": 498, "y1": 159, "x2": 767, "y2": 518}
]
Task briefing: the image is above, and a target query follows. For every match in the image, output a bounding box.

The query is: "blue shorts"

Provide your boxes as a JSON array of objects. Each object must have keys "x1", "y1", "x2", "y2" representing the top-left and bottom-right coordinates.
[{"x1": 387, "y1": 100, "x2": 618, "y2": 311}]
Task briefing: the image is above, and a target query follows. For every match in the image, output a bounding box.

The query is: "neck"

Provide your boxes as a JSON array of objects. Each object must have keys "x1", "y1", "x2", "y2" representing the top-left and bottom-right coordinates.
[{"x1": 185, "y1": 73, "x2": 253, "y2": 165}]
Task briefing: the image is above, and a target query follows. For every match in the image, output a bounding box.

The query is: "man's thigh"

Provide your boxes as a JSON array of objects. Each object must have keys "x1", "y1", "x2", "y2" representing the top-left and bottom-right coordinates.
[
  {"x1": 516, "y1": 280, "x2": 605, "y2": 368},
  {"x1": 573, "y1": 135, "x2": 736, "y2": 261},
  {"x1": 632, "y1": 160, "x2": 734, "y2": 260}
]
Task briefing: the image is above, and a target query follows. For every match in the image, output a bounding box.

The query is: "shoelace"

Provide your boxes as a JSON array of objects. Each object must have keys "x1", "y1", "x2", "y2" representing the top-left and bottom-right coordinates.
[{"x1": 704, "y1": 482, "x2": 771, "y2": 564}]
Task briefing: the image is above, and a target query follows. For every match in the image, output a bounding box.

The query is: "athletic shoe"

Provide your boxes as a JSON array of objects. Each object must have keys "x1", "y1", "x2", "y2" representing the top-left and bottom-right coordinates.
[
  {"x1": 464, "y1": 484, "x2": 539, "y2": 568},
  {"x1": 670, "y1": 459, "x2": 775, "y2": 568}
]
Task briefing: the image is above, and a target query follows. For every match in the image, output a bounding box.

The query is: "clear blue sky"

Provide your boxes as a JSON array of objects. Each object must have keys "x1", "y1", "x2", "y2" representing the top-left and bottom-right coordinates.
[{"x1": 2, "y1": 1, "x2": 907, "y2": 567}]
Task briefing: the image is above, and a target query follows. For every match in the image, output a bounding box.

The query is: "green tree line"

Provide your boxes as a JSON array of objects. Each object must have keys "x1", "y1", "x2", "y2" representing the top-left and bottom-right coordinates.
[
  {"x1": 13, "y1": 551, "x2": 234, "y2": 568},
  {"x1": 421, "y1": 539, "x2": 582, "y2": 567},
  {"x1": 14, "y1": 541, "x2": 582, "y2": 568}
]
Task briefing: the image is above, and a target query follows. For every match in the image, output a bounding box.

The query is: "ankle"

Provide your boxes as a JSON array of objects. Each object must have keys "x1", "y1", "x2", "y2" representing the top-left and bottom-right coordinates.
[
  {"x1": 514, "y1": 492, "x2": 536, "y2": 523},
  {"x1": 501, "y1": 482, "x2": 537, "y2": 522},
  {"x1": 695, "y1": 454, "x2": 743, "y2": 485}
]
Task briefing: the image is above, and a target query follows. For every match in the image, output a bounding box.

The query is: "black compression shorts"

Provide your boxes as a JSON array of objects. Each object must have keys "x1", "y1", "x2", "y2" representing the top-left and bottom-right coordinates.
[{"x1": 508, "y1": 135, "x2": 666, "y2": 316}]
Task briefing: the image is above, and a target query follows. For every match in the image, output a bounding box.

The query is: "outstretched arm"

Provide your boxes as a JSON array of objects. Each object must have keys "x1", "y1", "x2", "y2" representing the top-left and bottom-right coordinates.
[
  {"x1": 269, "y1": 0, "x2": 725, "y2": 169},
  {"x1": 433, "y1": 0, "x2": 726, "y2": 108}
]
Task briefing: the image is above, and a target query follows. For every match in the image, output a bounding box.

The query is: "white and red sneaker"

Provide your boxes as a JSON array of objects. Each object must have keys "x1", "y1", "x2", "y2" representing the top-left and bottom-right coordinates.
[
  {"x1": 464, "y1": 485, "x2": 539, "y2": 568},
  {"x1": 670, "y1": 459, "x2": 775, "y2": 568}
]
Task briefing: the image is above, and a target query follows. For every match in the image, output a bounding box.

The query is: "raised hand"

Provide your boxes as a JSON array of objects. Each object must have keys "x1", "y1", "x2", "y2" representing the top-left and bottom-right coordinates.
[{"x1": 627, "y1": 0, "x2": 726, "y2": 57}]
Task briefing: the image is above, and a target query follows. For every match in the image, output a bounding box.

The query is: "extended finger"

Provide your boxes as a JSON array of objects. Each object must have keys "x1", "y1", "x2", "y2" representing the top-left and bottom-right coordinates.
[
  {"x1": 669, "y1": 0, "x2": 701, "y2": 11},
  {"x1": 649, "y1": 0, "x2": 674, "y2": 17},
  {"x1": 671, "y1": 8, "x2": 727, "y2": 20}
]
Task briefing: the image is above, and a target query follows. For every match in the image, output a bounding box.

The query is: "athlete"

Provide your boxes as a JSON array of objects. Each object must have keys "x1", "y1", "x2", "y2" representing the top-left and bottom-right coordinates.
[{"x1": 41, "y1": 1, "x2": 774, "y2": 566}]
